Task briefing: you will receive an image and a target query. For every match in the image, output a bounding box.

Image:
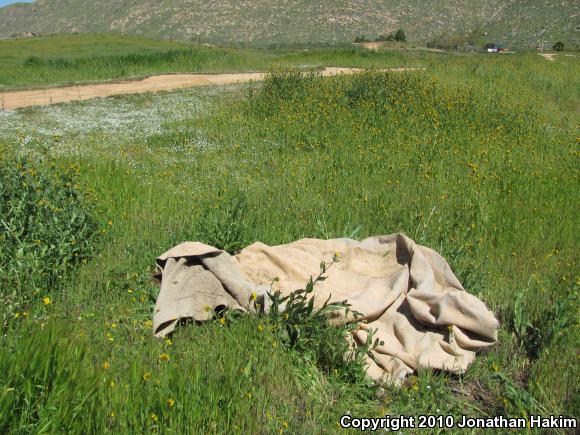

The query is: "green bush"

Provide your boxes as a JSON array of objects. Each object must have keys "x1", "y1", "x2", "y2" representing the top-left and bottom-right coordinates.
[
  {"x1": 200, "y1": 194, "x2": 253, "y2": 254},
  {"x1": 375, "y1": 33, "x2": 394, "y2": 42},
  {"x1": 394, "y1": 28, "x2": 406, "y2": 42},
  {"x1": 262, "y1": 257, "x2": 378, "y2": 388},
  {"x1": 354, "y1": 35, "x2": 371, "y2": 43},
  {"x1": 0, "y1": 152, "x2": 97, "y2": 322},
  {"x1": 200, "y1": 258, "x2": 380, "y2": 403},
  {"x1": 374, "y1": 29, "x2": 406, "y2": 43},
  {"x1": 553, "y1": 41, "x2": 564, "y2": 52}
]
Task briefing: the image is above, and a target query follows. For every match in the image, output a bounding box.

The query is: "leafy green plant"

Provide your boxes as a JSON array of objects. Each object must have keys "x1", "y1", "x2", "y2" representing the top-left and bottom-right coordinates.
[
  {"x1": 0, "y1": 151, "x2": 97, "y2": 323},
  {"x1": 394, "y1": 28, "x2": 406, "y2": 42},
  {"x1": 553, "y1": 41, "x2": 564, "y2": 52},
  {"x1": 200, "y1": 194, "x2": 252, "y2": 254},
  {"x1": 258, "y1": 257, "x2": 381, "y2": 388},
  {"x1": 509, "y1": 289, "x2": 577, "y2": 360}
]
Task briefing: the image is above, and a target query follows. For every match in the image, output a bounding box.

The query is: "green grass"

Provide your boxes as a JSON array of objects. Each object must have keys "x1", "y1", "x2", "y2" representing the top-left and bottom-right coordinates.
[
  {"x1": 0, "y1": 48, "x2": 578, "y2": 433},
  {"x1": 2, "y1": 315, "x2": 373, "y2": 433},
  {"x1": 0, "y1": 33, "x2": 192, "y2": 64},
  {"x1": 0, "y1": 33, "x2": 438, "y2": 90}
]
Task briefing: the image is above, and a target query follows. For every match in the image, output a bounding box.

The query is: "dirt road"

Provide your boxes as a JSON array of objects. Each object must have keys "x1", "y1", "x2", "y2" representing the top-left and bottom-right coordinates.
[
  {"x1": 539, "y1": 53, "x2": 556, "y2": 61},
  {"x1": 0, "y1": 67, "x2": 422, "y2": 110}
]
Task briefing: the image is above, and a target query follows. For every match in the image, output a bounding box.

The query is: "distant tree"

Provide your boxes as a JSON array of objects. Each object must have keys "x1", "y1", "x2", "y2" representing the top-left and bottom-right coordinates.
[
  {"x1": 553, "y1": 41, "x2": 564, "y2": 51},
  {"x1": 427, "y1": 32, "x2": 467, "y2": 51},
  {"x1": 354, "y1": 35, "x2": 371, "y2": 43},
  {"x1": 484, "y1": 42, "x2": 496, "y2": 49},
  {"x1": 375, "y1": 32, "x2": 396, "y2": 42},
  {"x1": 394, "y1": 28, "x2": 406, "y2": 42}
]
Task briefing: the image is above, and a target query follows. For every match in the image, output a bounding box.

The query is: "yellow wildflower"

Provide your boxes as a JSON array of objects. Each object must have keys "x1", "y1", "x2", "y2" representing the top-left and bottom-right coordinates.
[
  {"x1": 250, "y1": 292, "x2": 257, "y2": 301},
  {"x1": 102, "y1": 361, "x2": 110, "y2": 370},
  {"x1": 150, "y1": 413, "x2": 158, "y2": 423},
  {"x1": 143, "y1": 372, "x2": 151, "y2": 381},
  {"x1": 42, "y1": 297, "x2": 51, "y2": 306},
  {"x1": 167, "y1": 398, "x2": 175, "y2": 408},
  {"x1": 257, "y1": 324, "x2": 264, "y2": 332},
  {"x1": 159, "y1": 353, "x2": 170, "y2": 361}
]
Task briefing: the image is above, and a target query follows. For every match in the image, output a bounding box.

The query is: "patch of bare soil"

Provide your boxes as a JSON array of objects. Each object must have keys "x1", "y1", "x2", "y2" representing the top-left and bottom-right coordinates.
[
  {"x1": 359, "y1": 42, "x2": 381, "y2": 50},
  {"x1": 0, "y1": 67, "x2": 423, "y2": 110},
  {"x1": 539, "y1": 53, "x2": 556, "y2": 61}
]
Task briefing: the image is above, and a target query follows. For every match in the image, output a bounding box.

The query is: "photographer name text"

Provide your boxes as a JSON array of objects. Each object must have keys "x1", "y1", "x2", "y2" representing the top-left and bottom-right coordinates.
[{"x1": 340, "y1": 414, "x2": 577, "y2": 431}]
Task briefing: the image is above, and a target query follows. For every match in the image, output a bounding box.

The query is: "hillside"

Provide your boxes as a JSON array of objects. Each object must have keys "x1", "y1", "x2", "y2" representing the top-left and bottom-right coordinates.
[{"x1": 0, "y1": 0, "x2": 578, "y2": 49}]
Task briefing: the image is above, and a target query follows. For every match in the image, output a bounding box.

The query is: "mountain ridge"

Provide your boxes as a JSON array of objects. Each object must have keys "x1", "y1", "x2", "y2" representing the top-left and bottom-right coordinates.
[{"x1": 0, "y1": 0, "x2": 578, "y2": 49}]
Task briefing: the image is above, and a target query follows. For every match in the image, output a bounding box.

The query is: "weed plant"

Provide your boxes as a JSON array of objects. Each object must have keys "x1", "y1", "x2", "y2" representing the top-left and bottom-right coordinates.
[{"x1": 0, "y1": 148, "x2": 97, "y2": 325}]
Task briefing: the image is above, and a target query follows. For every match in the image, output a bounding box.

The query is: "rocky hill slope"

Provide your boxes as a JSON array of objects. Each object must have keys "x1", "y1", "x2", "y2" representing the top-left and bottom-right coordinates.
[{"x1": 1, "y1": 0, "x2": 578, "y2": 48}]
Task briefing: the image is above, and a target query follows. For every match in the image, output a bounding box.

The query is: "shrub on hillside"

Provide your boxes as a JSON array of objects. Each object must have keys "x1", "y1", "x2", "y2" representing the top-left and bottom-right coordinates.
[
  {"x1": 394, "y1": 28, "x2": 406, "y2": 42},
  {"x1": 375, "y1": 33, "x2": 391, "y2": 42},
  {"x1": 0, "y1": 151, "x2": 97, "y2": 321},
  {"x1": 553, "y1": 41, "x2": 564, "y2": 51},
  {"x1": 374, "y1": 29, "x2": 406, "y2": 43},
  {"x1": 354, "y1": 35, "x2": 371, "y2": 43}
]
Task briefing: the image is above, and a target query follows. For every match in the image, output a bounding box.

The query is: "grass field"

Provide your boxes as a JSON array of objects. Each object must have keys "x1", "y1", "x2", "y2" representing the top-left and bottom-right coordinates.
[
  {"x1": 0, "y1": 34, "x2": 439, "y2": 90},
  {"x1": 0, "y1": 36, "x2": 578, "y2": 433}
]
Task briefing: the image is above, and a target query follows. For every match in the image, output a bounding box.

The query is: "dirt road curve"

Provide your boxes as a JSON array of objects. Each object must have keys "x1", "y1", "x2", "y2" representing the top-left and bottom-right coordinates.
[{"x1": 0, "y1": 67, "x2": 422, "y2": 110}]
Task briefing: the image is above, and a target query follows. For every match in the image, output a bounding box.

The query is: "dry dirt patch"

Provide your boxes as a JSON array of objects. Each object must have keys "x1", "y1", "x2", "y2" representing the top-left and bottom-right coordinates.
[
  {"x1": 0, "y1": 67, "x2": 423, "y2": 110},
  {"x1": 539, "y1": 53, "x2": 556, "y2": 61}
]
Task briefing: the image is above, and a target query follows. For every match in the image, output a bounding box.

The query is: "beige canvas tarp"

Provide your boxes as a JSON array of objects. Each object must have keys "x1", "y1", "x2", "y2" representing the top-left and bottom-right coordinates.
[{"x1": 153, "y1": 233, "x2": 499, "y2": 384}]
